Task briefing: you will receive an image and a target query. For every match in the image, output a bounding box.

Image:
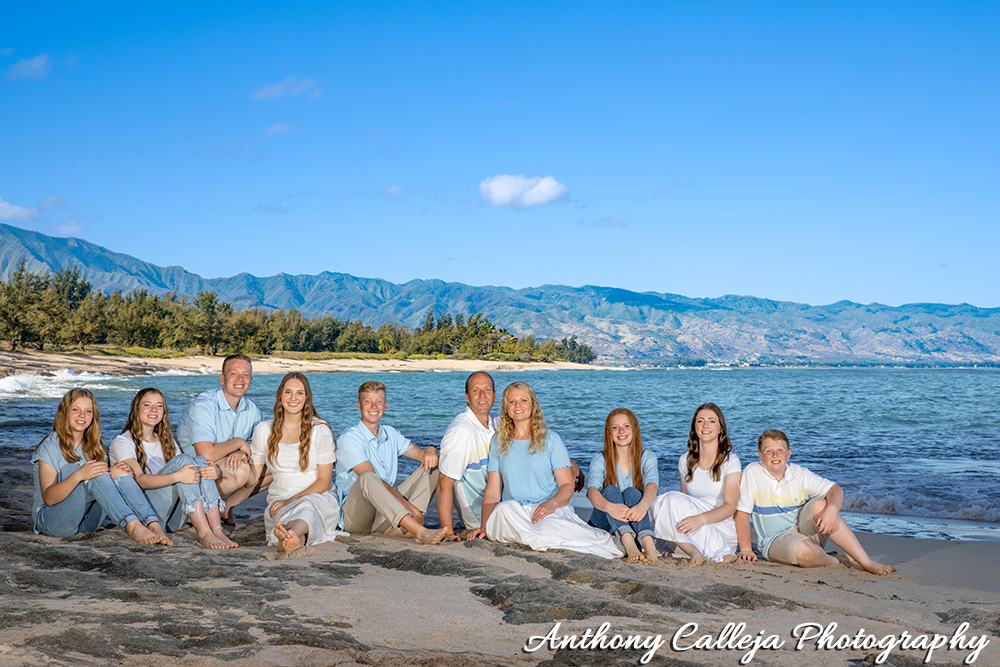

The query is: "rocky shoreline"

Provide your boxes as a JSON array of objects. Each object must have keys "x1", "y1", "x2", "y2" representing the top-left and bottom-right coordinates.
[{"x1": 2, "y1": 456, "x2": 1000, "y2": 666}]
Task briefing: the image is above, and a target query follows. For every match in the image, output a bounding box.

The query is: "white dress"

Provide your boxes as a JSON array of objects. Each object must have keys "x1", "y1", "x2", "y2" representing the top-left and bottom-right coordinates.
[
  {"x1": 250, "y1": 419, "x2": 345, "y2": 547},
  {"x1": 650, "y1": 453, "x2": 741, "y2": 562}
]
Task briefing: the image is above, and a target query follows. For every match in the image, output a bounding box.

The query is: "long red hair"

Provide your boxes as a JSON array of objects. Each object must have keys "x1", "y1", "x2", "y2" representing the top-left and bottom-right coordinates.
[{"x1": 601, "y1": 408, "x2": 644, "y2": 490}]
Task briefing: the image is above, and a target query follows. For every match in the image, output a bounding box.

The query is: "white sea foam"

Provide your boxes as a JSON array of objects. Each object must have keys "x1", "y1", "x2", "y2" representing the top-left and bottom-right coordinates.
[
  {"x1": 844, "y1": 492, "x2": 1000, "y2": 524},
  {"x1": 146, "y1": 367, "x2": 213, "y2": 377},
  {"x1": 0, "y1": 369, "x2": 117, "y2": 399}
]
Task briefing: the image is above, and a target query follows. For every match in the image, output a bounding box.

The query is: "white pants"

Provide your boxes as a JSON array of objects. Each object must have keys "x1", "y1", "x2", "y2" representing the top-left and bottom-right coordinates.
[{"x1": 486, "y1": 500, "x2": 624, "y2": 559}]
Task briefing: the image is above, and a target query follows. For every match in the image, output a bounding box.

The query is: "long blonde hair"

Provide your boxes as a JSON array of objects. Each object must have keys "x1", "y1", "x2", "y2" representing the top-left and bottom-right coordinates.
[
  {"x1": 268, "y1": 372, "x2": 325, "y2": 472},
  {"x1": 602, "y1": 408, "x2": 644, "y2": 490},
  {"x1": 45, "y1": 388, "x2": 105, "y2": 464},
  {"x1": 495, "y1": 381, "x2": 547, "y2": 456},
  {"x1": 121, "y1": 388, "x2": 177, "y2": 473},
  {"x1": 684, "y1": 402, "x2": 732, "y2": 483}
]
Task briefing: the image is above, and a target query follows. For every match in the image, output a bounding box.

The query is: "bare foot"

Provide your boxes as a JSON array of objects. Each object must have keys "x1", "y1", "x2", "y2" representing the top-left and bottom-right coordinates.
[
  {"x1": 147, "y1": 522, "x2": 173, "y2": 546},
  {"x1": 222, "y1": 508, "x2": 237, "y2": 527},
  {"x1": 687, "y1": 548, "x2": 707, "y2": 566},
  {"x1": 676, "y1": 542, "x2": 706, "y2": 566},
  {"x1": 621, "y1": 533, "x2": 646, "y2": 563},
  {"x1": 124, "y1": 520, "x2": 164, "y2": 545},
  {"x1": 386, "y1": 527, "x2": 414, "y2": 539},
  {"x1": 640, "y1": 535, "x2": 659, "y2": 563},
  {"x1": 860, "y1": 559, "x2": 893, "y2": 575},
  {"x1": 274, "y1": 521, "x2": 301, "y2": 554},
  {"x1": 199, "y1": 531, "x2": 230, "y2": 550},
  {"x1": 722, "y1": 554, "x2": 738, "y2": 563},
  {"x1": 415, "y1": 526, "x2": 447, "y2": 545},
  {"x1": 214, "y1": 528, "x2": 238, "y2": 548}
]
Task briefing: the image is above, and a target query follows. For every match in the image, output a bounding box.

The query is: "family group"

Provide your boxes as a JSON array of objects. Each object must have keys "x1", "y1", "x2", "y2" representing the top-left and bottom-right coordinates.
[{"x1": 30, "y1": 354, "x2": 891, "y2": 574}]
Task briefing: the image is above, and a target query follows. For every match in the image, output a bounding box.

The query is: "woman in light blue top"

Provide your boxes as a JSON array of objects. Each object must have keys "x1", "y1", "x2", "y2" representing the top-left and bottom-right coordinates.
[
  {"x1": 32, "y1": 388, "x2": 172, "y2": 545},
  {"x1": 467, "y1": 381, "x2": 622, "y2": 559},
  {"x1": 587, "y1": 408, "x2": 659, "y2": 563}
]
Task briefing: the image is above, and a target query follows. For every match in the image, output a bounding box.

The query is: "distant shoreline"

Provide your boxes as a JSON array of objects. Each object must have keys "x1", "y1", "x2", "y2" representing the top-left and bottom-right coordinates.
[
  {"x1": 0, "y1": 348, "x2": 606, "y2": 378},
  {"x1": 1, "y1": 349, "x2": 996, "y2": 379}
]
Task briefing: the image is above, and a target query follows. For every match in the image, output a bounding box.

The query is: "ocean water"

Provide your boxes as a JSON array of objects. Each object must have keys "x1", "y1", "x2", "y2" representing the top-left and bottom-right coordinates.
[{"x1": 3, "y1": 366, "x2": 998, "y2": 542}]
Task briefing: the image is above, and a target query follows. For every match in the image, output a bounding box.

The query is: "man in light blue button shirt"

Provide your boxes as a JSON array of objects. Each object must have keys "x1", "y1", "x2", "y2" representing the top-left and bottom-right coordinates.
[
  {"x1": 337, "y1": 380, "x2": 446, "y2": 544},
  {"x1": 176, "y1": 354, "x2": 264, "y2": 520}
]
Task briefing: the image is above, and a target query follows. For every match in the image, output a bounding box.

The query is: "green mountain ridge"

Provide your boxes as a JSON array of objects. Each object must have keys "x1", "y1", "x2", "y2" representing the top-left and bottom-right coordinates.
[{"x1": 2, "y1": 223, "x2": 997, "y2": 364}]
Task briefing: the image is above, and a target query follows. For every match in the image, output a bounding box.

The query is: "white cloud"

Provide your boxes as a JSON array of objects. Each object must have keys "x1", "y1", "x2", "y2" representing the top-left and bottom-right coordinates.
[
  {"x1": 39, "y1": 195, "x2": 67, "y2": 211},
  {"x1": 263, "y1": 123, "x2": 295, "y2": 136},
  {"x1": 49, "y1": 217, "x2": 87, "y2": 236},
  {"x1": 479, "y1": 174, "x2": 568, "y2": 209},
  {"x1": 7, "y1": 54, "x2": 50, "y2": 81},
  {"x1": 250, "y1": 75, "x2": 318, "y2": 101},
  {"x1": 386, "y1": 185, "x2": 407, "y2": 198},
  {"x1": 0, "y1": 197, "x2": 39, "y2": 221}
]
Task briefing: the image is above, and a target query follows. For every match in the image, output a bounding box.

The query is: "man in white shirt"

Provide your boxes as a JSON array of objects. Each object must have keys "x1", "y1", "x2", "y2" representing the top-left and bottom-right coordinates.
[{"x1": 437, "y1": 372, "x2": 497, "y2": 540}]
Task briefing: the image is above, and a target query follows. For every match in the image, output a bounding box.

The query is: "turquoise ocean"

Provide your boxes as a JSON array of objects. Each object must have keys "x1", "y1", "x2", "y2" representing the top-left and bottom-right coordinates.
[{"x1": 2, "y1": 366, "x2": 998, "y2": 542}]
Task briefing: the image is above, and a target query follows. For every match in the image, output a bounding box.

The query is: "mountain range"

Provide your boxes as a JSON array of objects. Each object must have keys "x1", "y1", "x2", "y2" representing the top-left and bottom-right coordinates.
[{"x1": 2, "y1": 223, "x2": 997, "y2": 364}]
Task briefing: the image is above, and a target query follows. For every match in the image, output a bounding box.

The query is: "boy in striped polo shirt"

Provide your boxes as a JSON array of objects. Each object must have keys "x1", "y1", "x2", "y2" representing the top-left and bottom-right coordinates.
[{"x1": 735, "y1": 429, "x2": 891, "y2": 575}]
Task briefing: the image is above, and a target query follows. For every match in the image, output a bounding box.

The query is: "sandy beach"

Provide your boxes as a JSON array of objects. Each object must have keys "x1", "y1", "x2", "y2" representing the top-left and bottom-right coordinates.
[
  {"x1": 1, "y1": 452, "x2": 998, "y2": 667},
  {"x1": 0, "y1": 348, "x2": 604, "y2": 379}
]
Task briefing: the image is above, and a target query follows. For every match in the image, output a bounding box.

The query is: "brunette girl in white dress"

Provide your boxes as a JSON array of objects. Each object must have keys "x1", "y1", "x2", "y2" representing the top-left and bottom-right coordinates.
[{"x1": 651, "y1": 403, "x2": 740, "y2": 563}]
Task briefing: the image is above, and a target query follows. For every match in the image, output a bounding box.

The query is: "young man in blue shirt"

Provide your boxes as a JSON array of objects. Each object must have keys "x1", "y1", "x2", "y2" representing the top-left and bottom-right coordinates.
[
  {"x1": 337, "y1": 380, "x2": 446, "y2": 544},
  {"x1": 176, "y1": 354, "x2": 265, "y2": 521}
]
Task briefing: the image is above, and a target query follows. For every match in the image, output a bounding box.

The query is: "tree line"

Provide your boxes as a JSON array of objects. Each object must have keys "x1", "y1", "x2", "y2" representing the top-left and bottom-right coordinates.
[{"x1": 0, "y1": 261, "x2": 596, "y2": 363}]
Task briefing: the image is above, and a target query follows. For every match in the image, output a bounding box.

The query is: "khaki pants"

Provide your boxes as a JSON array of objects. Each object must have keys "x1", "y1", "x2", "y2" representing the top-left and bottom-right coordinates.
[
  {"x1": 766, "y1": 497, "x2": 827, "y2": 565},
  {"x1": 342, "y1": 468, "x2": 439, "y2": 534}
]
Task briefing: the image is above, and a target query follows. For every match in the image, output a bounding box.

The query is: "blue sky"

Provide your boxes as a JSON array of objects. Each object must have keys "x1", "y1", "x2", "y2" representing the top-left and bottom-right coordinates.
[{"x1": 2, "y1": 2, "x2": 997, "y2": 307}]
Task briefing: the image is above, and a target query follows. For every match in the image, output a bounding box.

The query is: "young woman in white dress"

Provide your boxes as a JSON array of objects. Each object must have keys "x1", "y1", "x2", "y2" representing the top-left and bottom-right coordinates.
[
  {"x1": 467, "y1": 382, "x2": 622, "y2": 559},
  {"x1": 650, "y1": 403, "x2": 740, "y2": 564},
  {"x1": 249, "y1": 372, "x2": 343, "y2": 554},
  {"x1": 109, "y1": 388, "x2": 236, "y2": 549}
]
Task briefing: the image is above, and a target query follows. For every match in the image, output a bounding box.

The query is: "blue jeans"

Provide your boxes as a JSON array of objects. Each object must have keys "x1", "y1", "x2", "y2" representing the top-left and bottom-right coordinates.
[
  {"x1": 589, "y1": 485, "x2": 653, "y2": 540},
  {"x1": 35, "y1": 462, "x2": 160, "y2": 537},
  {"x1": 144, "y1": 454, "x2": 225, "y2": 532}
]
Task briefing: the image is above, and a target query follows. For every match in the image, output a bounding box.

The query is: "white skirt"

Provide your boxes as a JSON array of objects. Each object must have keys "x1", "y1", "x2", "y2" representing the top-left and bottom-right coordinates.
[
  {"x1": 486, "y1": 500, "x2": 624, "y2": 559},
  {"x1": 265, "y1": 490, "x2": 346, "y2": 547},
  {"x1": 650, "y1": 491, "x2": 737, "y2": 562}
]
